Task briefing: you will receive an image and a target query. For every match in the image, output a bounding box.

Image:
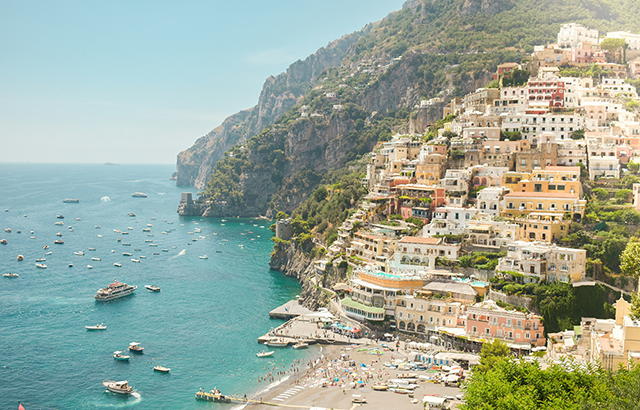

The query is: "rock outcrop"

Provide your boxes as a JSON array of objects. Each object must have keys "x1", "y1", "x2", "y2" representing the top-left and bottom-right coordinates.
[{"x1": 176, "y1": 28, "x2": 371, "y2": 189}]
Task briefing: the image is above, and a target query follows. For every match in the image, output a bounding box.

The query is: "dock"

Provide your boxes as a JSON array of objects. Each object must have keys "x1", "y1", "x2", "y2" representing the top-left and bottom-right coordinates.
[
  {"x1": 195, "y1": 390, "x2": 356, "y2": 409},
  {"x1": 269, "y1": 300, "x2": 312, "y2": 319}
]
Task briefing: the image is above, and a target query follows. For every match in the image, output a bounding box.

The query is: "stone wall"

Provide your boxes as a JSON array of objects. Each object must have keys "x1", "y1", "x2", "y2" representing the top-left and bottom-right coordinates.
[{"x1": 486, "y1": 289, "x2": 538, "y2": 313}]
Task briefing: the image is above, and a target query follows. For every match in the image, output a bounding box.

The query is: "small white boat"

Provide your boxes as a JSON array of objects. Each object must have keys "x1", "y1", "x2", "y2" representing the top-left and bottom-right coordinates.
[
  {"x1": 122, "y1": 243, "x2": 131, "y2": 246},
  {"x1": 91, "y1": 257, "x2": 101, "y2": 261},
  {"x1": 114, "y1": 263, "x2": 122, "y2": 267},
  {"x1": 129, "y1": 342, "x2": 144, "y2": 353},
  {"x1": 68, "y1": 263, "x2": 73, "y2": 267},
  {"x1": 113, "y1": 351, "x2": 130, "y2": 361},
  {"x1": 256, "y1": 351, "x2": 274, "y2": 358},
  {"x1": 88, "y1": 247, "x2": 96, "y2": 251},
  {"x1": 131, "y1": 259, "x2": 141, "y2": 263},
  {"x1": 54, "y1": 240, "x2": 64, "y2": 244},
  {"x1": 102, "y1": 380, "x2": 132, "y2": 394},
  {"x1": 35, "y1": 263, "x2": 47, "y2": 269},
  {"x1": 153, "y1": 365, "x2": 170, "y2": 373},
  {"x1": 145, "y1": 285, "x2": 161, "y2": 292},
  {"x1": 149, "y1": 244, "x2": 158, "y2": 247},
  {"x1": 121, "y1": 231, "x2": 129, "y2": 235},
  {"x1": 86, "y1": 323, "x2": 107, "y2": 330},
  {"x1": 199, "y1": 255, "x2": 208, "y2": 259},
  {"x1": 123, "y1": 252, "x2": 132, "y2": 256},
  {"x1": 161, "y1": 249, "x2": 168, "y2": 252},
  {"x1": 54, "y1": 221, "x2": 64, "y2": 226},
  {"x1": 293, "y1": 342, "x2": 309, "y2": 349},
  {"x1": 95, "y1": 225, "x2": 101, "y2": 229},
  {"x1": 43, "y1": 245, "x2": 49, "y2": 249},
  {"x1": 74, "y1": 251, "x2": 84, "y2": 256},
  {"x1": 56, "y1": 232, "x2": 62, "y2": 237},
  {"x1": 98, "y1": 235, "x2": 103, "y2": 238},
  {"x1": 87, "y1": 265, "x2": 93, "y2": 269},
  {"x1": 45, "y1": 251, "x2": 52, "y2": 255},
  {"x1": 36, "y1": 258, "x2": 46, "y2": 262},
  {"x1": 140, "y1": 256, "x2": 147, "y2": 259},
  {"x1": 265, "y1": 338, "x2": 288, "y2": 347},
  {"x1": 3, "y1": 273, "x2": 18, "y2": 278}
]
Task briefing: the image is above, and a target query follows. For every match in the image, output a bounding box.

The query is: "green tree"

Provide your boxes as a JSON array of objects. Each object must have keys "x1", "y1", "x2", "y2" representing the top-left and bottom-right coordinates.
[
  {"x1": 621, "y1": 238, "x2": 640, "y2": 282},
  {"x1": 475, "y1": 339, "x2": 510, "y2": 374},
  {"x1": 615, "y1": 189, "x2": 632, "y2": 203},
  {"x1": 629, "y1": 161, "x2": 640, "y2": 174},
  {"x1": 593, "y1": 188, "x2": 609, "y2": 201}
]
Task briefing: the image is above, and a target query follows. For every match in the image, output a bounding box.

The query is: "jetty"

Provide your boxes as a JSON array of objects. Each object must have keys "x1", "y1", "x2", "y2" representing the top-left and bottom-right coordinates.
[
  {"x1": 269, "y1": 299, "x2": 312, "y2": 319},
  {"x1": 195, "y1": 390, "x2": 355, "y2": 409}
]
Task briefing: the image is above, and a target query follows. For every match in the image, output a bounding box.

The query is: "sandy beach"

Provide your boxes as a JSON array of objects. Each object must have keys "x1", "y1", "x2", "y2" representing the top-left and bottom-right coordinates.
[{"x1": 245, "y1": 340, "x2": 463, "y2": 410}]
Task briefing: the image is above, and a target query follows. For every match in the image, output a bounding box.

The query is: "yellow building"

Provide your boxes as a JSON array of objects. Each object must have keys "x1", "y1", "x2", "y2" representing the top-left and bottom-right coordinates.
[
  {"x1": 515, "y1": 212, "x2": 571, "y2": 243},
  {"x1": 502, "y1": 192, "x2": 586, "y2": 221},
  {"x1": 504, "y1": 166, "x2": 582, "y2": 197}
]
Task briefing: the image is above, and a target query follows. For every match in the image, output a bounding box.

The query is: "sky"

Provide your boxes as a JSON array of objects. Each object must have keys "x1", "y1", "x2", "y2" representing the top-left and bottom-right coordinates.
[{"x1": 0, "y1": 0, "x2": 405, "y2": 165}]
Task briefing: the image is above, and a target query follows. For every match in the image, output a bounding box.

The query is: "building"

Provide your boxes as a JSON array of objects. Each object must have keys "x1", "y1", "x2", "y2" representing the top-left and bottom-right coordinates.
[
  {"x1": 392, "y1": 236, "x2": 461, "y2": 271},
  {"x1": 466, "y1": 300, "x2": 546, "y2": 347},
  {"x1": 395, "y1": 294, "x2": 463, "y2": 333},
  {"x1": 462, "y1": 88, "x2": 500, "y2": 113},
  {"x1": 346, "y1": 231, "x2": 398, "y2": 269},
  {"x1": 497, "y1": 241, "x2": 586, "y2": 283},
  {"x1": 466, "y1": 217, "x2": 520, "y2": 250},
  {"x1": 476, "y1": 187, "x2": 509, "y2": 216},
  {"x1": 603, "y1": 31, "x2": 640, "y2": 50},
  {"x1": 558, "y1": 23, "x2": 599, "y2": 48},
  {"x1": 423, "y1": 206, "x2": 479, "y2": 236},
  {"x1": 502, "y1": 191, "x2": 586, "y2": 221}
]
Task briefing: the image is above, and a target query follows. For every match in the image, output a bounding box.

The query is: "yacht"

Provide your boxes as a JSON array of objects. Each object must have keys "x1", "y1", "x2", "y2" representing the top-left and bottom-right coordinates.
[
  {"x1": 94, "y1": 280, "x2": 136, "y2": 301},
  {"x1": 102, "y1": 380, "x2": 132, "y2": 394},
  {"x1": 63, "y1": 198, "x2": 79, "y2": 203},
  {"x1": 131, "y1": 192, "x2": 148, "y2": 198}
]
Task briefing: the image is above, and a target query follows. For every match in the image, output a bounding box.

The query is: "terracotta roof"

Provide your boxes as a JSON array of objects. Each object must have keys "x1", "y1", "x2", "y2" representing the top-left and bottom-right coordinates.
[
  {"x1": 504, "y1": 192, "x2": 577, "y2": 198},
  {"x1": 399, "y1": 236, "x2": 441, "y2": 245}
]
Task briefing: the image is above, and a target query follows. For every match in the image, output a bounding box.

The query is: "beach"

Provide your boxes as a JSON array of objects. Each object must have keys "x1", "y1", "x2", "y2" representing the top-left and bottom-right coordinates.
[{"x1": 246, "y1": 340, "x2": 463, "y2": 410}]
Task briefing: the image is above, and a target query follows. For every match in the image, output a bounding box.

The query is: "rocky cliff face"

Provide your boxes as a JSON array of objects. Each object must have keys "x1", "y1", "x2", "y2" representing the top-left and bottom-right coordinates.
[{"x1": 176, "y1": 29, "x2": 371, "y2": 189}]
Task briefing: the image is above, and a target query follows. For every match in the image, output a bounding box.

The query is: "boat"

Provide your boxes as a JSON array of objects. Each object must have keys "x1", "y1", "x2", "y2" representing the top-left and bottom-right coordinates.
[
  {"x1": 199, "y1": 255, "x2": 208, "y2": 259},
  {"x1": 63, "y1": 198, "x2": 79, "y2": 203},
  {"x1": 123, "y1": 243, "x2": 131, "y2": 246},
  {"x1": 54, "y1": 240, "x2": 64, "y2": 244},
  {"x1": 121, "y1": 231, "x2": 129, "y2": 235},
  {"x1": 87, "y1": 265, "x2": 93, "y2": 269},
  {"x1": 128, "y1": 212, "x2": 136, "y2": 217},
  {"x1": 97, "y1": 235, "x2": 103, "y2": 238},
  {"x1": 142, "y1": 228, "x2": 151, "y2": 232},
  {"x1": 131, "y1": 192, "x2": 148, "y2": 198},
  {"x1": 3, "y1": 273, "x2": 18, "y2": 278},
  {"x1": 43, "y1": 245, "x2": 49, "y2": 249},
  {"x1": 56, "y1": 215, "x2": 64, "y2": 219},
  {"x1": 94, "y1": 280, "x2": 136, "y2": 301},
  {"x1": 293, "y1": 342, "x2": 309, "y2": 349},
  {"x1": 140, "y1": 256, "x2": 147, "y2": 259},
  {"x1": 256, "y1": 351, "x2": 274, "y2": 357},
  {"x1": 372, "y1": 384, "x2": 389, "y2": 391},
  {"x1": 91, "y1": 257, "x2": 101, "y2": 261},
  {"x1": 36, "y1": 258, "x2": 46, "y2": 262},
  {"x1": 0, "y1": 239, "x2": 7, "y2": 245},
  {"x1": 68, "y1": 263, "x2": 73, "y2": 267},
  {"x1": 54, "y1": 221, "x2": 64, "y2": 226},
  {"x1": 123, "y1": 252, "x2": 132, "y2": 256},
  {"x1": 351, "y1": 394, "x2": 367, "y2": 404},
  {"x1": 145, "y1": 285, "x2": 161, "y2": 292},
  {"x1": 149, "y1": 244, "x2": 158, "y2": 247},
  {"x1": 265, "y1": 338, "x2": 289, "y2": 347},
  {"x1": 35, "y1": 263, "x2": 47, "y2": 269},
  {"x1": 114, "y1": 263, "x2": 122, "y2": 267},
  {"x1": 95, "y1": 225, "x2": 101, "y2": 229},
  {"x1": 153, "y1": 365, "x2": 170, "y2": 373},
  {"x1": 102, "y1": 380, "x2": 132, "y2": 395},
  {"x1": 129, "y1": 342, "x2": 144, "y2": 353},
  {"x1": 113, "y1": 351, "x2": 130, "y2": 361},
  {"x1": 76, "y1": 218, "x2": 81, "y2": 221},
  {"x1": 45, "y1": 251, "x2": 52, "y2": 255},
  {"x1": 74, "y1": 251, "x2": 84, "y2": 256},
  {"x1": 56, "y1": 232, "x2": 62, "y2": 237},
  {"x1": 86, "y1": 323, "x2": 107, "y2": 330},
  {"x1": 161, "y1": 249, "x2": 168, "y2": 252},
  {"x1": 17, "y1": 255, "x2": 24, "y2": 261},
  {"x1": 88, "y1": 247, "x2": 96, "y2": 251},
  {"x1": 131, "y1": 259, "x2": 141, "y2": 263}
]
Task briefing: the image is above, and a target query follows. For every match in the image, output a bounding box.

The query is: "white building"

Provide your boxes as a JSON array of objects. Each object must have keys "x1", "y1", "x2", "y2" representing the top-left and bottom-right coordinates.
[
  {"x1": 558, "y1": 23, "x2": 599, "y2": 48},
  {"x1": 423, "y1": 206, "x2": 480, "y2": 236},
  {"x1": 603, "y1": 31, "x2": 640, "y2": 50},
  {"x1": 476, "y1": 187, "x2": 509, "y2": 216},
  {"x1": 557, "y1": 139, "x2": 587, "y2": 166},
  {"x1": 392, "y1": 236, "x2": 461, "y2": 270}
]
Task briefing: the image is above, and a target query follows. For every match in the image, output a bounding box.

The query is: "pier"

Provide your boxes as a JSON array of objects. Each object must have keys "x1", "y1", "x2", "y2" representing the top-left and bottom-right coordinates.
[
  {"x1": 258, "y1": 315, "x2": 368, "y2": 346},
  {"x1": 195, "y1": 390, "x2": 358, "y2": 409},
  {"x1": 269, "y1": 299, "x2": 312, "y2": 319}
]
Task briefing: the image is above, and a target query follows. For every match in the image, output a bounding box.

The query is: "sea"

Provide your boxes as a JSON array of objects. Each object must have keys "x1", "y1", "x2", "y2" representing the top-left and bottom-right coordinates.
[{"x1": 0, "y1": 164, "x2": 318, "y2": 409}]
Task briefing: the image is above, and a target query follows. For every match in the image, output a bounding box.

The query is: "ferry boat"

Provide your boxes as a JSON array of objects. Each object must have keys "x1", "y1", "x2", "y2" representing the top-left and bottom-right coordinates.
[
  {"x1": 131, "y1": 192, "x2": 147, "y2": 198},
  {"x1": 95, "y1": 280, "x2": 136, "y2": 301},
  {"x1": 63, "y1": 198, "x2": 79, "y2": 203},
  {"x1": 103, "y1": 380, "x2": 132, "y2": 394}
]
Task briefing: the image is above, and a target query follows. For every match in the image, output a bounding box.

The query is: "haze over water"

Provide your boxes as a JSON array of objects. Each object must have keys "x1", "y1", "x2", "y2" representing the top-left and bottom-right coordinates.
[{"x1": 0, "y1": 164, "x2": 314, "y2": 409}]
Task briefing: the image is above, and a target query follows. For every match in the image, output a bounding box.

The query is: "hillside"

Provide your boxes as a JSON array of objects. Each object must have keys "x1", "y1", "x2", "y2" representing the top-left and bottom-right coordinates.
[{"x1": 178, "y1": 0, "x2": 640, "y2": 216}]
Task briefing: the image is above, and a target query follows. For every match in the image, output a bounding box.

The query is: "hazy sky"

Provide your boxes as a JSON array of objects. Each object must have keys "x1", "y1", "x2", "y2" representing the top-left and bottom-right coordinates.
[{"x1": 0, "y1": 0, "x2": 405, "y2": 165}]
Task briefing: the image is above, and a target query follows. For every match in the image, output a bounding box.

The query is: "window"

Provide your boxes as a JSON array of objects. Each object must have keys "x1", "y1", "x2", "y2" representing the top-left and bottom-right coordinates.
[{"x1": 472, "y1": 326, "x2": 477, "y2": 333}]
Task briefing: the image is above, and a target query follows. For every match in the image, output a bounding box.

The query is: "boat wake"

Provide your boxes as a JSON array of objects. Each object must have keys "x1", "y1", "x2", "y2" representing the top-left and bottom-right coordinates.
[
  {"x1": 97, "y1": 391, "x2": 142, "y2": 407},
  {"x1": 101, "y1": 196, "x2": 111, "y2": 202},
  {"x1": 170, "y1": 249, "x2": 186, "y2": 259}
]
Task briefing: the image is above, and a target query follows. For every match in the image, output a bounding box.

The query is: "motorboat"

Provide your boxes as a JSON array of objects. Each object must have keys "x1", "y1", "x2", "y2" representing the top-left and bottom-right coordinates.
[
  {"x1": 102, "y1": 380, "x2": 132, "y2": 394},
  {"x1": 293, "y1": 342, "x2": 309, "y2": 349},
  {"x1": 36, "y1": 258, "x2": 46, "y2": 262},
  {"x1": 95, "y1": 225, "x2": 101, "y2": 229},
  {"x1": 128, "y1": 212, "x2": 136, "y2": 217},
  {"x1": 3, "y1": 273, "x2": 18, "y2": 278},
  {"x1": 54, "y1": 221, "x2": 64, "y2": 226},
  {"x1": 140, "y1": 256, "x2": 147, "y2": 259},
  {"x1": 88, "y1": 247, "x2": 96, "y2": 251},
  {"x1": 145, "y1": 285, "x2": 161, "y2": 292},
  {"x1": 0, "y1": 239, "x2": 7, "y2": 245},
  {"x1": 91, "y1": 257, "x2": 101, "y2": 261},
  {"x1": 372, "y1": 384, "x2": 389, "y2": 391},
  {"x1": 86, "y1": 323, "x2": 107, "y2": 330},
  {"x1": 87, "y1": 265, "x2": 93, "y2": 269},
  {"x1": 56, "y1": 232, "x2": 62, "y2": 237},
  {"x1": 122, "y1": 243, "x2": 131, "y2": 246},
  {"x1": 74, "y1": 251, "x2": 84, "y2": 256},
  {"x1": 131, "y1": 259, "x2": 141, "y2": 263},
  {"x1": 161, "y1": 249, "x2": 168, "y2": 252},
  {"x1": 127, "y1": 227, "x2": 133, "y2": 230},
  {"x1": 149, "y1": 244, "x2": 158, "y2": 247},
  {"x1": 131, "y1": 192, "x2": 147, "y2": 198},
  {"x1": 17, "y1": 255, "x2": 24, "y2": 261},
  {"x1": 199, "y1": 255, "x2": 208, "y2": 259},
  {"x1": 114, "y1": 263, "x2": 122, "y2": 267},
  {"x1": 76, "y1": 218, "x2": 81, "y2": 221},
  {"x1": 68, "y1": 263, "x2": 73, "y2": 267},
  {"x1": 142, "y1": 228, "x2": 151, "y2": 232},
  {"x1": 56, "y1": 215, "x2": 64, "y2": 219},
  {"x1": 45, "y1": 251, "x2": 52, "y2": 255},
  {"x1": 121, "y1": 231, "x2": 129, "y2": 235},
  {"x1": 129, "y1": 342, "x2": 144, "y2": 353},
  {"x1": 97, "y1": 235, "x2": 103, "y2": 238},
  {"x1": 43, "y1": 245, "x2": 49, "y2": 249},
  {"x1": 35, "y1": 263, "x2": 47, "y2": 269},
  {"x1": 153, "y1": 365, "x2": 170, "y2": 373},
  {"x1": 63, "y1": 198, "x2": 79, "y2": 203},
  {"x1": 265, "y1": 338, "x2": 288, "y2": 347},
  {"x1": 256, "y1": 351, "x2": 274, "y2": 358},
  {"x1": 95, "y1": 280, "x2": 136, "y2": 301},
  {"x1": 113, "y1": 351, "x2": 130, "y2": 361},
  {"x1": 54, "y1": 240, "x2": 64, "y2": 244},
  {"x1": 123, "y1": 252, "x2": 132, "y2": 256}
]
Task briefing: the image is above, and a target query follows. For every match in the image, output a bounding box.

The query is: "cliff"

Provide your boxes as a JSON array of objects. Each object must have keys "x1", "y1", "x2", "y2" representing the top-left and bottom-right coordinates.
[{"x1": 176, "y1": 28, "x2": 372, "y2": 189}]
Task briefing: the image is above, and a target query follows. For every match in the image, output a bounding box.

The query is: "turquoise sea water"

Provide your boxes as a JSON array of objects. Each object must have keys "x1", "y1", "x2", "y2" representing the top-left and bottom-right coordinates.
[{"x1": 0, "y1": 164, "x2": 315, "y2": 409}]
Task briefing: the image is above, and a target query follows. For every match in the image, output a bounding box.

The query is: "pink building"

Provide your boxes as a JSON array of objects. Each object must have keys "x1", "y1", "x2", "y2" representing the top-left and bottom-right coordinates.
[
  {"x1": 466, "y1": 300, "x2": 546, "y2": 347},
  {"x1": 526, "y1": 78, "x2": 565, "y2": 108}
]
